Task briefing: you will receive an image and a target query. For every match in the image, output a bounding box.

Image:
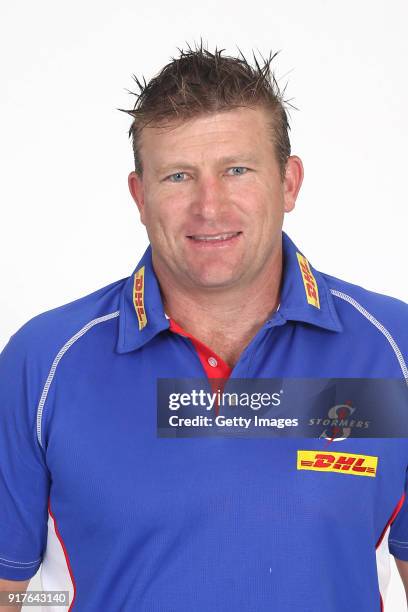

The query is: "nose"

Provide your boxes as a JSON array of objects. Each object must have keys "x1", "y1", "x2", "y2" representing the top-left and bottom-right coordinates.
[{"x1": 190, "y1": 174, "x2": 228, "y2": 220}]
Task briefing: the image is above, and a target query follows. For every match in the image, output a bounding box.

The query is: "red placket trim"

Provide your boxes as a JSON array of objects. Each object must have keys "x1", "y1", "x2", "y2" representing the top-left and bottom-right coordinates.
[{"x1": 168, "y1": 318, "x2": 232, "y2": 415}]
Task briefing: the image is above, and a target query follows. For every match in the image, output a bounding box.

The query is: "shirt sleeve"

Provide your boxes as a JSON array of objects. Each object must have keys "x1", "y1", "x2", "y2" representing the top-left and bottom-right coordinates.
[{"x1": 0, "y1": 327, "x2": 50, "y2": 580}]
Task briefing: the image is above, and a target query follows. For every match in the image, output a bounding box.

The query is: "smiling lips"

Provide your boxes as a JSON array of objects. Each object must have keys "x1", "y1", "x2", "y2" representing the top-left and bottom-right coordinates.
[{"x1": 187, "y1": 231, "x2": 242, "y2": 243}]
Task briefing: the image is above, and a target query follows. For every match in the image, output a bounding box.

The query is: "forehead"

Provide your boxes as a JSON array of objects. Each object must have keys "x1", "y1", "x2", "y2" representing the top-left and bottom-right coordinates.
[{"x1": 139, "y1": 106, "x2": 273, "y2": 165}]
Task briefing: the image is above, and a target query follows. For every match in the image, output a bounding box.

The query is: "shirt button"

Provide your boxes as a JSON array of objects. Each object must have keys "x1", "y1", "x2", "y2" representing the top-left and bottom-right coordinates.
[{"x1": 208, "y1": 356, "x2": 218, "y2": 367}]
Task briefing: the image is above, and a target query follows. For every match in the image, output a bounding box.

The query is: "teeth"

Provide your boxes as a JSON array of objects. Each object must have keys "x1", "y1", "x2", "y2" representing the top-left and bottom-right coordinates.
[{"x1": 190, "y1": 232, "x2": 240, "y2": 242}]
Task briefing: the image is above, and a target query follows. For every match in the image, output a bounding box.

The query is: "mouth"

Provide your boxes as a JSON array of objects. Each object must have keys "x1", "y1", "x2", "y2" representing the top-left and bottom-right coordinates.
[{"x1": 186, "y1": 231, "x2": 242, "y2": 246}]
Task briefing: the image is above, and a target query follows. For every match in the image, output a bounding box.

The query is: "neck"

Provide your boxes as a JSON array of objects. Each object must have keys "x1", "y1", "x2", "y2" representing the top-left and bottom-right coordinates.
[{"x1": 153, "y1": 246, "x2": 282, "y2": 365}]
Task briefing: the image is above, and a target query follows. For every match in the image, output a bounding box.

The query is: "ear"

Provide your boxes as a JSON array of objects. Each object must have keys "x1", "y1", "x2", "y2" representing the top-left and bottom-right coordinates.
[
  {"x1": 283, "y1": 155, "x2": 304, "y2": 213},
  {"x1": 128, "y1": 171, "x2": 146, "y2": 225}
]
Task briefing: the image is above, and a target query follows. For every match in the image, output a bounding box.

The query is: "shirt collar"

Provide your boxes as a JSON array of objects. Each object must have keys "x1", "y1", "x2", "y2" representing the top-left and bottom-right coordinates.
[
  {"x1": 116, "y1": 231, "x2": 342, "y2": 354},
  {"x1": 278, "y1": 231, "x2": 342, "y2": 333}
]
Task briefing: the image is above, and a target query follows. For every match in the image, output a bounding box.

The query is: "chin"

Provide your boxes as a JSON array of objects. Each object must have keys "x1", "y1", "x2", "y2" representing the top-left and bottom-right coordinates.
[{"x1": 190, "y1": 274, "x2": 238, "y2": 288}]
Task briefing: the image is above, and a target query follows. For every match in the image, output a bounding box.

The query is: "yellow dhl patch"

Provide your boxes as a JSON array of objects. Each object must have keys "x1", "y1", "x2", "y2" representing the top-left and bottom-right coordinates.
[
  {"x1": 296, "y1": 252, "x2": 320, "y2": 309},
  {"x1": 297, "y1": 450, "x2": 378, "y2": 477},
  {"x1": 133, "y1": 266, "x2": 147, "y2": 330}
]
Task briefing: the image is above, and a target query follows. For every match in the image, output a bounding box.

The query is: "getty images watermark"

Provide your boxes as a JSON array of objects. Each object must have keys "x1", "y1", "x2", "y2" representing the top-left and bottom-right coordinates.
[
  {"x1": 156, "y1": 378, "x2": 408, "y2": 438},
  {"x1": 166, "y1": 387, "x2": 297, "y2": 430}
]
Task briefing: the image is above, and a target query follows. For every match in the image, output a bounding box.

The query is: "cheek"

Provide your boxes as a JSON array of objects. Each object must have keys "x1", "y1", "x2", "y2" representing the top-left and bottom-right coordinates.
[
  {"x1": 237, "y1": 178, "x2": 282, "y2": 210},
  {"x1": 144, "y1": 197, "x2": 184, "y2": 239},
  {"x1": 239, "y1": 193, "x2": 281, "y2": 222}
]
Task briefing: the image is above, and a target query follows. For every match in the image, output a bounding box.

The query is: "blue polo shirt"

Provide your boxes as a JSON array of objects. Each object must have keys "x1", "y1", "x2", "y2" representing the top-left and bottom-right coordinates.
[{"x1": 0, "y1": 231, "x2": 407, "y2": 612}]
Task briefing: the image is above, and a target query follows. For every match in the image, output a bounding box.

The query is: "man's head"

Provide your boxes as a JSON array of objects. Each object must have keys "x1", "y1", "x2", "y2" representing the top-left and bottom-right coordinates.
[{"x1": 121, "y1": 42, "x2": 303, "y2": 293}]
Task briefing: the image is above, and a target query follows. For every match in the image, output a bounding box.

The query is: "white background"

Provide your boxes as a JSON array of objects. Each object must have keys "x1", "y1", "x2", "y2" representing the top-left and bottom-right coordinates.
[{"x1": 0, "y1": 0, "x2": 407, "y2": 610}]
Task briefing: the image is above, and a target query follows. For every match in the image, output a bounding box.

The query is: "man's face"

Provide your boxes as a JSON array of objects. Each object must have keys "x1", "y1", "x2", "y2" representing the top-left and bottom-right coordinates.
[{"x1": 128, "y1": 105, "x2": 303, "y2": 291}]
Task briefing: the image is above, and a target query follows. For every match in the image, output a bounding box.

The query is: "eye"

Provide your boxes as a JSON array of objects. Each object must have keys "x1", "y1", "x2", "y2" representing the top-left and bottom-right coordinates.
[
  {"x1": 166, "y1": 172, "x2": 187, "y2": 183},
  {"x1": 227, "y1": 166, "x2": 249, "y2": 176}
]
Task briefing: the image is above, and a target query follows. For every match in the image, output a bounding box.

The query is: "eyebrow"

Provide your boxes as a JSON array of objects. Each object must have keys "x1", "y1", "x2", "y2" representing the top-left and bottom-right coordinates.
[{"x1": 156, "y1": 155, "x2": 260, "y2": 175}]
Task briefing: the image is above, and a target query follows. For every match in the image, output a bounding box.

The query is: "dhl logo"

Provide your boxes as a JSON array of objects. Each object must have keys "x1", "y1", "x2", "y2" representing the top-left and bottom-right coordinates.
[
  {"x1": 133, "y1": 266, "x2": 147, "y2": 330},
  {"x1": 297, "y1": 450, "x2": 378, "y2": 477},
  {"x1": 296, "y1": 252, "x2": 320, "y2": 309}
]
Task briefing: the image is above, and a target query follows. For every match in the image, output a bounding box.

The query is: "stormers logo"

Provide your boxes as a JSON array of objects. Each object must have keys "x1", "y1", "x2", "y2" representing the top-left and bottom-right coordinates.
[
  {"x1": 309, "y1": 400, "x2": 370, "y2": 442},
  {"x1": 297, "y1": 450, "x2": 378, "y2": 477},
  {"x1": 296, "y1": 252, "x2": 320, "y2": 309},
  {"x1": 133, "y1": 266, "x2": 147, "y2": 330}
]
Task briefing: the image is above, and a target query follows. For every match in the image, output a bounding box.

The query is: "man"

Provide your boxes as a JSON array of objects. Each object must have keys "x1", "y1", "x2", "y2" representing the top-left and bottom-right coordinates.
[{"x1": 0, "y1": 42, "x2": 407, "y2": 611}]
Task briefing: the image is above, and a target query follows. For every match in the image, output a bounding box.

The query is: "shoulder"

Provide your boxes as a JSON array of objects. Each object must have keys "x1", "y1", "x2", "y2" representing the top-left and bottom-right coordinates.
[
  {"x1": 322, "y1": 271, "x2": 408, "y2": 320},
  {"x1": 1, "y1": 276, "x2": 128, "y2": 367},
  {"x1": 321, "y1": 271, "x2": 408, "y2": 356},
  {"x1": 0, "y1": 277, "x2": 129, "y2": 451}
]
